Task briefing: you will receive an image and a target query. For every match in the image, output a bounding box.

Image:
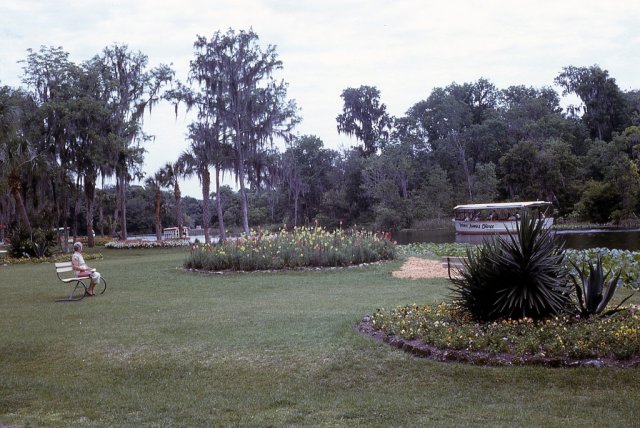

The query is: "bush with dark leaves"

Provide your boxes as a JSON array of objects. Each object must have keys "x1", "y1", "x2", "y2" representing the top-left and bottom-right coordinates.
[{"x1": 450, "y1": 212, "x2": 573, "y2": 321}]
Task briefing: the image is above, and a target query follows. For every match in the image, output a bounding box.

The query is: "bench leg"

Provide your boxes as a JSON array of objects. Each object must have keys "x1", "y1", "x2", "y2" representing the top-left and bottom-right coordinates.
[
  {"x1": 93, "y1": 277, "x2": 107, "y2": 295},
  {"x1": 56, "y1": 280, "x2": 87, "y2": 302}
]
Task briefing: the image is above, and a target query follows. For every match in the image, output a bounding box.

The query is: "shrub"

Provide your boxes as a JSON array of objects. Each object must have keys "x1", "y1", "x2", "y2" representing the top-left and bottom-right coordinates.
[
  {"x1": 1, "y1": 252, "x2": 103, "y2": 265},
  {"x1": 570, "y1": 256, "x2": 633, "y2": 318},
  {"x1": 450, "y1": 212, "x2": 572, "y2": 321},
  {"x1": 8, "y1": 226, "x2": 55, "y2": 258},
  {"x1": 565, "y1": 248, "x2": 640, "y2": 289},
  {"x1": 184, "y1": 226, "x2": 396, "y2": 271}
]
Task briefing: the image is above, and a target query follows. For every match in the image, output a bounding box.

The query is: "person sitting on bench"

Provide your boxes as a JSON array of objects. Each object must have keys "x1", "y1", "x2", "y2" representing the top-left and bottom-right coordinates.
[{"x1": 71, "y1": 242, "x2": 101, "y2": 296}]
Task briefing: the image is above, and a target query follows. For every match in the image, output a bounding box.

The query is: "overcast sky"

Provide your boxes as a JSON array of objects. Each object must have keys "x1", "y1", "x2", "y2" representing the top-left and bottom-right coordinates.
[{"x1": 2, "y1": 0, "x2": 639, "y2": 198}]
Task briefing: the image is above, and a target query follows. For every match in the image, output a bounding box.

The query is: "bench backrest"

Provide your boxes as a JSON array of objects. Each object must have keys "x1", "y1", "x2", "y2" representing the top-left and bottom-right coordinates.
[{"x1": 55, "y1": 261, "x2": 74, "y2": 274}]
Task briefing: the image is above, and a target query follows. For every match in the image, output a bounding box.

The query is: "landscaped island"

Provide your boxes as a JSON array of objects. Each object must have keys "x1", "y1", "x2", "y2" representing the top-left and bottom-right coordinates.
[
  {"x1": 184, "y1": 226, "x2": 396, "y2": 271},
  {"x1": 367, "y1": 214, "x2": 639, "y2": 367}
]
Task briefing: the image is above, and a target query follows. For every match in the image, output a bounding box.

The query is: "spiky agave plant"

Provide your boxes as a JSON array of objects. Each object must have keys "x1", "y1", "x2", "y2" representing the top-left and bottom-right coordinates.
[
  {"x1": 450, "y1": 211, "x2": 572, "y2": 321},
  {"x1": 570, "y1": 257, "x2": 632, "y2": 318}
]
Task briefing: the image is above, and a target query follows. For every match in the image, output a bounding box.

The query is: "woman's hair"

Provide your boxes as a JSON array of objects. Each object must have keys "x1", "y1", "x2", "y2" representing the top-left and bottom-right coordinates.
[{"x1": 73, "y1": 242, "x2": 83, "y2": 251}]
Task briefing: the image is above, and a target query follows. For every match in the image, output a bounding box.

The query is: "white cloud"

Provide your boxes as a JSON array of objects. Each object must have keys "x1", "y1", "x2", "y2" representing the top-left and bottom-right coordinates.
[{"x1": 2, "y1": 0, "x2": 640, "y2": 197}]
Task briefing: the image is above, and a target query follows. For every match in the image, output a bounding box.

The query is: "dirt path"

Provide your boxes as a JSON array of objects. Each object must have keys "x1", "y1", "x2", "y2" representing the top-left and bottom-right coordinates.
[{"x1": 392, "y1": 257, "x2": 449, "y2": 279}]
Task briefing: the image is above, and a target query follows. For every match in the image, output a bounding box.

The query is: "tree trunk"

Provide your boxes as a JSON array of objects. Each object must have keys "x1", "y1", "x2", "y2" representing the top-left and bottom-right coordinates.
[
  {"x1": 155, "y1": 188, "x2": 162, "y2": 241},
  {"x1": 71, "y1": 198, "x2": 79, "y2": 245},
  {"x1": 454, "y1": 134, "x2": 473, "y2": 201},
  {"x1": 10, "y1": 182, "x2": 31, "y2": 232},
  {"x1": 293, "y1": 192, "x2": 299, "y2": 227},
  {"x1": 201, "y1": 168, "x2": 211, "y2": 244},
  {"x1": 84, "y1": 177, "x2": 96, "y2": 247},
  {"x1": 117, "y1": 172, "x2": 128, "y2": 240},
  {"x1": 111, "y1": 203, "x2": 119, "y2": 239},
  {"x1": 215, "y1": 167, "x2": 226, "y2": 242},
  {"x1": 174, "y1": 181, "x2": 183, "y2": 235},
  {"x1": 236, "y1": 157, "x2": 250, "y2": 236},
  {"x1": 61, "y1": 188, "x2": 70, "y2": 253},
  {"x1": 238, "y1": 180, "x2": 250, "y2": 236},
  {"x1": 98, "y1": 201, "x2": 105, "y2": 238}
]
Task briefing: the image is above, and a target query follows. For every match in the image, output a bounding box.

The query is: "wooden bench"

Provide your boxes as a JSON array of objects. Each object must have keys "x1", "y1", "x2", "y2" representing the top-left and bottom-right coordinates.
[
  {"x1": 54, "y1": 262, "x2": 106, "y2": 302},
  {"x1": 441, "y1": 256, "x2": 468, "y2": 280}
]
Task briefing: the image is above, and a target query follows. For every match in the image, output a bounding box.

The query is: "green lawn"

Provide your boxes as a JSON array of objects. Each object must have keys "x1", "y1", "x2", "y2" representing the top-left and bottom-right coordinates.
[{"x1": 1, "y1": 248, "x2": 639, "y2": 427}]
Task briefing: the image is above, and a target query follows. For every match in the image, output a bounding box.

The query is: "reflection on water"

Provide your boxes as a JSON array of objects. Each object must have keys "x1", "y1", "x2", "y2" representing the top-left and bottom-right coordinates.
[
  {"x1": 394, "y1": 229, "x2": 640, "y2": 251},
  {"x1": 556, "y1": 229, "x2": 640, "y2": 250}
]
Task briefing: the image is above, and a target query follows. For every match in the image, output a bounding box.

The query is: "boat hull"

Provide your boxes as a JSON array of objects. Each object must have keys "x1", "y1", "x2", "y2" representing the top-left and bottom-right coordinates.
[{"x1": 453, "y1": 218, "x2": 553, "y2": 235}]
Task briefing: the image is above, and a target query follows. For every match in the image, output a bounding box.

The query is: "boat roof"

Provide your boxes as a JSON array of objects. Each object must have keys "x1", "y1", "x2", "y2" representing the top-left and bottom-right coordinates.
[{"x1": 453, "y1": 201, "x2": 552, "y2": 211}]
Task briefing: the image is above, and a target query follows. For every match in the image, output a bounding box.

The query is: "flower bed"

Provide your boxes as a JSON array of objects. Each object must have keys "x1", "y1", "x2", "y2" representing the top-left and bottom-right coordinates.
[
  {"x1": 1, "y1": 253, "x2": 103, "y2": 265},
  {"x1": 184, "y1": 227, "x2": 396, "y2": 271},
  {"x1": 369, "y1": 302, "x2": 640, "y2": 364},
  {"x1": 105, "y1": 239, "x2": 191, "y2": 249}
]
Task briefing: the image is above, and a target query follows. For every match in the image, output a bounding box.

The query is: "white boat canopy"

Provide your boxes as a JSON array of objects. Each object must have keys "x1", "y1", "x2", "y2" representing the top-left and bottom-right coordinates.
[{"x1": 453, "y1": 201, "x2": 552, "y2": 212}]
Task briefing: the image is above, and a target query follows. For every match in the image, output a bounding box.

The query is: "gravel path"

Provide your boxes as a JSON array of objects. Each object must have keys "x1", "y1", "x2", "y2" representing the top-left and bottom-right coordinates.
[{"x1": 392, "y1": 257, "x2": 449, "y2": 279}]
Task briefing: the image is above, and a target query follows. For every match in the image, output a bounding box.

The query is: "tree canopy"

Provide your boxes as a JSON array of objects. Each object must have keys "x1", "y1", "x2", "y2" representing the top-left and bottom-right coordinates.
[{"x1": 2, "y1": 34, "x2": 640, "y2": 240}]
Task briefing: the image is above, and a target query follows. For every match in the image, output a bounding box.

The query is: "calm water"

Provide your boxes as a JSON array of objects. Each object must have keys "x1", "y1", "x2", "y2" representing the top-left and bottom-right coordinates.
[{"x1": 394, "y1": 229, "x2": 640, "y2": 251}]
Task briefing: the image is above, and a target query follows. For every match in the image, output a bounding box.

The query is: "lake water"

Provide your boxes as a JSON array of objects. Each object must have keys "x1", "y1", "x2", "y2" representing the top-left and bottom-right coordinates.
[
  {"x1": 131, "y1": 228, "x2": 640, "y2": 251},
  {"x1": 394, "y1": 228, "x2": 640, "y2": 251}
]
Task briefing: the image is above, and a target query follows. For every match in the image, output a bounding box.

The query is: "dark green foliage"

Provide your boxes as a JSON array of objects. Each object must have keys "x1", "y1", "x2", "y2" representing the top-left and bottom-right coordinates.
[
  {"x1": 450, "y1": 212, "x2": 572, "y2": 321},
  {"x1": 8, "y1": 226, "x2": 55, "y2": 258},
  {"x1": 570, "y1": 257, "x2": 632, "y2": 318}
]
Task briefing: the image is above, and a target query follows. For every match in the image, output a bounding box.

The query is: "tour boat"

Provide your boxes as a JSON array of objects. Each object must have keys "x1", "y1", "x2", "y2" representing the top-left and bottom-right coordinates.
[{"x1": 452, "y1": 201, "x2": 553, "y2": 235}]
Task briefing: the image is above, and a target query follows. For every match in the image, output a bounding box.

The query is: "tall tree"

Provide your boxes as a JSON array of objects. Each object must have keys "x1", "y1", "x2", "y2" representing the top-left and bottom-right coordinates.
[
  {"x1": 69, "y1": 58, "x2": 116, "y2": 247},
  {"x1": 159, "y1": 161, "x2": 186, "y2": 235},
  {"x1": 21, "y1": 46, "x2": 80, "y2": 248},
  {"x1": 421, "y1": 79, "x2": 499, "y2": 201},
  {"x1": 0, "y1": 86, "x2": 38, "y2": 231},
  {"x1": 96, "y1": 44, "x2": 174, "y2": 240},
  {"x1": 423, "y1": 85, "x2": 474, "y2": 199},
  {"x1": 177, "y1": 121, "x2": 233, "y2": 244},
  {"x1": 145, "y1": 170, "x2": 166, "y2": 241},
  {"x1": 336, "y1": 85, "x2": 393, "y2": 156},
  {"x1": 281, "y1": 135, "x2": 336, "y2": 226},
  {"x1": 555, "y1": 65, "x2": 627, "y2": 141},
  {"x1": 178, "y1": 131, "x2": 213, "y2": 244},
  {"x1": 187, "y1": 29, "x2": 299, "y2": 236}
]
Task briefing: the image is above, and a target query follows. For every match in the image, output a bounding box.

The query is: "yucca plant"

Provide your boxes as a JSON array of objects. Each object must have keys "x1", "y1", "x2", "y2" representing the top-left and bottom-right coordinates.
[
  {"x1": 450, "y1": 211, "x2": 573, "y2": 321},
  {"x1": 569, "y1": 257, "x2": 632, "y2": 318}
]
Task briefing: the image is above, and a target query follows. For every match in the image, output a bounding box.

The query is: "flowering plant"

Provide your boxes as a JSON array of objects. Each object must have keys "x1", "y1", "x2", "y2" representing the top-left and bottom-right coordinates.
[
  {"x1": 105, "y1": 239, "x2": 191, "y2": 249},
  {"x1": 371, "y1": 302, "x2": 640, "y2": 360},
  {"x1": 184, "y1": 226, "x2": 395, "y2": 271}
]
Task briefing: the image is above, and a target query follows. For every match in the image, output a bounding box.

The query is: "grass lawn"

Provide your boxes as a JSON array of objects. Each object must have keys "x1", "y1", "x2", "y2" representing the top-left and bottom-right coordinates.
[{"x1": 1, "y1": 247, "x2": 639, "y2": 427}]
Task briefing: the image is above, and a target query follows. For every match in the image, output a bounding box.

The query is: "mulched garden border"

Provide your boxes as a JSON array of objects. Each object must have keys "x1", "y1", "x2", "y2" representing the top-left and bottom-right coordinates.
[{"x1": 356, "y1": 316, "x2": 640, "y2": 368}]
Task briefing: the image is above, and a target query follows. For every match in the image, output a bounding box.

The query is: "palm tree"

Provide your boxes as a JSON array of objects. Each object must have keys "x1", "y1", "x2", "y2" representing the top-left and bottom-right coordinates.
[
  {"x1": 145, "y1": 170, "x2": 166, "y2": 241},
  {"x1": 69, "y1": 59, "x2": 115, "y2": 247},
  {"x1": 178, "y1": 144, "x2": 212, "y2": 244},
  {"x1": 187, "y1": 29, "x2": 299, "y2": 237},
  {"x1": 179, "y1": 121, "x2": 234, "y2": 244},
  {"x1": 0, "y1": 86, "x2": 39, "y2": 232},
  {"x1": 158, "y1": 161, "x2": 185, "y2": 236},
  {"x1": 96, "y1": 44, "x2": 174, "y2": 240}
]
